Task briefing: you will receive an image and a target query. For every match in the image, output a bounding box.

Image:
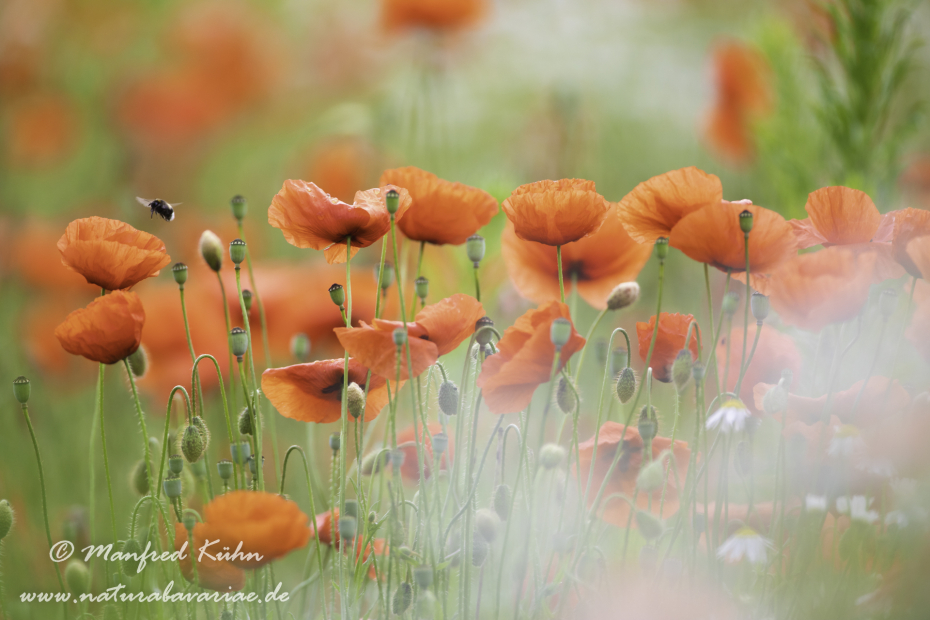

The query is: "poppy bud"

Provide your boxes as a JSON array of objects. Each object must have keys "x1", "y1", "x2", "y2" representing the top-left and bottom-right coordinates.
[
  {"x1": 192, "y1": 415, "x2": 211, "y2": 449},
  {"x1": 493, "y1": 484, "x2": 512, "y2": 521},
  {"x1": 361, "y1": 450, "x2": 390, "y2": 475},
  {"x1": 466, "y1": 234, "x2": 486, "y2": 267},
  {"x1": 217, "y1": 460, "x2": 234, "y2": 481},
  {"x1": 180, "y1": 425, "x2": 205, "y2": 463},
  {"x1": 346, "y1": 382, "x2": 365, "y2": 419},
  {"x1": 556, "y1": 376, "x2": 576, "y2": 413},
  {"x1": 471, "y1": 535, "x2": 489, "y2": 567},
  {"x1": 290, "y1": 333, "x2": 311, "y2": 362},
  {"x1": 247, "y1": 455, "x2": 263, "y2": 476},
  {"x1": 168, "y1": 455, "x2": 184, "y2": 475},
  {"x1": 131, "y1": 460, "x2": 149, "y2": 495},
  {"x1": 172, "y1": 262, "x2": 188, "y2": 287},
  {"x1": 475, "y1": 317, "x2": 494, "y2": 345},
  {"x1": 692, "y1": 362, "x2": 705, "y2": 383},
  {"x1": 0, "y1": 500, "x2": 13, "y2": 540},
  {"x1": 475, "y1": 508, "x2": 501, "y2": 543},
  {"x1": 13, "y1": 376, "x2": 30, "y2": 405},
  {"x1": 329, "y1": 432, "x2": 341, "y2": 452},
  {"x1": 638, "y1": 405, "x2": 658, "y2": 442},
  {"x1": 735, "y1": 440, "x2": 751, "y2": 478},
  {"x1": 879, "y1": 289, "x2": 898, "y2": 320},
  {"x1": 199, "y1": 230, "x2": 224, "y2": 272},
  {"x1": 242, "y1": 289, "x2": 253, "y2": 314},
  {"x1": 238, "y1": 408, "x2": 253, "y2": 435},
  {"x1": 750, "y1": 292, "x2": 770, "y2": 322},
  {"x1": 671, "y1": 350, "x2": 693, "y2": 392},
  {"x1": 611, "y1": 349, "x2": 628, "y2": 376},
  {"x1": 121, "y1": 538, "x2": 142, "y2": 576},
  {"x1": 636, "y1": 458, "x2": 665, "y2": 492},
  {"x1": 163, "y1": 474, "x2": 183, "y2": 499},
  {"x1": 230, "y1": 327, "x2": 249, "y2": 359},
  {"x1": 127, "y1": 345, "x2": 148, "y2": 378},
  {"x1": 182, "y1": 511, "x2": 197, "y2": 533},
  {"x1": 338, "y1": 515, "x2": 357, "y2": 540},
  {"x1": 539, "y1": 443, "x2": 566, "y2": 470},
  {"x1": 550, "y1": 318, "x2": 572, "y2": 350},
  {"x1": 431, "y1": 432, "x2": 449, "y2": 455},
  {"x1": 635, "y1": 511, "x2": 663, "y2": 540},
  {"x1": 231, "y1": 441, "x2": 251, "y2": 465},
  {"x1": 384, "y1": 189, "x2": 400, "y2": 215},
  {"x1": 379, "y1": 263, "x2": 396, "y2": 291},
  {"x1": 415, "y1": 276, "x2": 429, "y2": 301},
  {"x1": 328, "y1": 283, "x2": 345, "y2": 308},
  {"x1": 654, "y1": 237, "x2": 669, "y2": 261},
  {"x1": 65, "y1": 560, "x2": 91, "y2": 595},
  {"x1": 762, "y1": 383, "x2": 788, "y2": 415},
  {"x1": 392, "y1": 582, "x2": 412, "y2": 614},
  {"x1": 229, "y1": 239, "x2": 247, "y2": 267},
  {"x1": 722, "y1": 292, "x2": 739, "y2": 317},
  {"x1": 392, "y1": 327, "x2": 407, "y2": 348},
  {"x1": 414, "y1": 565, "x2": 433, "y2": 589},
  {"x1": 616, "y1": 368, "x2": 636, "y2": 403},
  {"x1": 438, "y1": 381, "x2": 459, "y2": 416},
  {"x1": 739, "y1": 209, "x2": 754, "y2": 234},
  {"x1": 606, "y1": 282, "x2": 640, "y2": 311},
  {"x1": 230, "y1": 195, "x2": 247, "y2": 221}
]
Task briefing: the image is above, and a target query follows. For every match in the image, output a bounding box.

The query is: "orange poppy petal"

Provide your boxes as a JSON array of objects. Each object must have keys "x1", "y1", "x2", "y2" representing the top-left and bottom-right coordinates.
[
  {"x1": 717, "y1": 325, "x2": 801, "y2": 411},
  {"x1": 906, "y1": 235, "x2": 930, "y2": 280},
  {"x1": 502, "y1": 179, "x2": 609, "y2": 246},
  {"x1": 335, "y1": 323, "x2": 439, "y2": 380},
  {"x1": 891, "y1": 208, "x2": 930, "y2": 278},
  {"x1": 635, "y1": 312, "x2": 699, "y2": 383},
  {"x1": 174, "y1": 523, "x2": 245, "y2": 592},
  {"x1": 54, "y1": 291, "x2": 145, "y2": 364},
  {"x1": 804, "y1": 186, "x2": 881, "y2": 246},
  {"x1": 414, "y1": 293, "x2": 484, "y2": 355}
]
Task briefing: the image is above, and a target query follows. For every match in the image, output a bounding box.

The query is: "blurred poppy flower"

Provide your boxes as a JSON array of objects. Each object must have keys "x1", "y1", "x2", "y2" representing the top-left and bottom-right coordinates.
[
  {"x1": 394, "y1": 422, "x2": 452, "y2": 483},
  {"x1": 358, "y1": 538, "x2": 387, "y2": 579},
  {"x1": 380, "y1": 166, "x2": 498, "y2": 245},
  {"x1": 308, "y1": 138, "x2": 380, "y2": 204},
  {"x1": 706, "y1": 41, "x2": 771, "y2": 163},
  {"x1": 764, "y1": 247, "x2": 877, "y2": 332},
  {"x1": 198, "y1": 491, "x2": 310, "y2": 568},
  {"x1": 173, "y1": 523, "x2": 245, "y2": 592},
  {"x1": 900, "y1": 157, "x2": 930, "y2": 209},
  {"x1": 477, "y1": 301, "x2": 585, "y2": 414},
  {"x1": 23, "y1": 297, "x2": 87, "y2": 376},
  {"x1": 908, "y1": 236, "x2": 930, "y2": 279},
  {"x1": 616, "y1": 167, "x2": 723, "y2": 244},
  {"x1": 58, "y1": 217, "x2": 171, "y2": 291},
  {"x1": 578, "y1": 422, "x2": 690, "y2": 527},
  {"x1": 55, "y1": 291, "x2": 145, "y2": 364},
  {"x1": 501, "y1": 203, "x2": 651, "y2": 310},
  {"x1": 717, "y1": 325, "x2": 801, "y2": 411},
  {"x1": 335, "y1": 294, "x2": 483, "y2": 380},
  {"x1": 889, "y1": 208, "x2": 930, "y2": 278},
  {"x1": 382, "y1": 0, "x2": 485, "y2": 31},
  {"x1": 636, "y1": 312, "x2": 699, "y2": 383},
  {"x1": 669, "y1": 202, "x2": 796, "y2": 273},
  {"x1": 262, "y1": 358, "x2": 391, "y2": 424},
  {"x1": 268, "y1": 181, "x2": 411, "y2": 264},
  {"x1": 5, "y1": 93, "x2": 78, "y2": 168},
  {"x1": 11, "y1": 219, "x2": 99, "y2": 292},
  {"x1": 502, "y1": 179, "x2": 609, "y2": 246},
  {"x1": 313, "y1": 508, "x2": 340, "y2": 546}
]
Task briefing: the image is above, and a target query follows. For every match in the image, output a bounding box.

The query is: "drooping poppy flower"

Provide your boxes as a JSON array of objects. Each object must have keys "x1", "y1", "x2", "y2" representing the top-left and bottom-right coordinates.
[
  {"x1": 763, "y1": 247, "x2": 877, "y2": 332},
  {"x1": 501, "y1": 179, "x2": 609, "y2": 246},
  {"x1": 55, "y1": 291, "x2": 145, "y2": 364},
  {"x1": 381, "y1": 0, "x2": 485, "y2": 31},
  {"x1": 616, "y1": 167, "x2": 723, "y2": 244},
  {"x1": 173, "y1": 523, "x2": 245, "y2": 592},
  {"x1": 477, "y1": 301, "x2": 585, "y2": 414},
  {"x1": 635, "y1": 312, "x2": 700, "y2": 383},
  {"x1": 394, "y1": 422, "x2": 453, "y2": 483},
  {"x1": 379, "y1": 166, "x2": 498, "y2": 246},
  {"x1": 501, "y1": 203, "x2": 652, "y2": 310},
  {"x1": 717, "y1": 325, "x2": 801, "y2": 412},
  {"x1": 57, "y1": 217, "x2": 171, "y2": 290},
  {"x1": 335, "y1": 294, "x2": 484, "y2": 380},
  {"x1": 262, "y1": 358, "x2": 391, "y2": 424},
  {"x1": 890, "y1": 208, "x2": 930, "y2": 278},
  {"x1": 577, "y1": 422, "x2": 690, "y2": 527},
  {"x1": 669, "y1": 201, "x2": 796, "y2": 273},
  {"x1": 268, "y1": 181, "x2": 412, "y2": 264},
  {"x1": 198, "y1": 491, "x2": 310, "y2": 568}
]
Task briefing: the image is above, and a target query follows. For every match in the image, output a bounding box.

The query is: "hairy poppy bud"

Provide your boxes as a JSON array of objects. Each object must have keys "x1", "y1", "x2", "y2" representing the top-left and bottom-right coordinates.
[
  {"x1": 415, "y1": 276, "x2": 429, "y2": 301},
  {"x1": 654, "y1": 237, "x2": 669, "y2": 261},
  {"x1": 750, "y1": 292, "x2": 770, "y2": 322},
  {"x1": 385, "y1": 189, "x2": 400, "y2": 215},
  {"x1": 431, "y1": 432, "x2": 449, "y2": 455},
  {"x1": 127, "y1": 346, "x2": 148, "y2": 378},
  {"x1": 392, "y1": 582, "x2": 412, "y2": 614},
  {"x1": 121, "y1": 538, "x2": 142, "y2": 576},
  {"x1": 328, "y1": 283, "x2": 345, "y2": 308},
  {"x1": 163, "y1": 474, "x2": 183, "y2": 499},
  {"x1": 238, "y1": 408, "x2": 253, "y2": 435},
  {"x1": 339, "y1": 515, "x2": 357, "y2": 540},
  {"x1": 242, "y1": 289, "x2": 253, "y2": 314},
  {"x1": 199, "y1": 230, "x2": 223, "y2": 272},
  {"x1": 466, "y1": 234, "x2": 486, "y2": 266},
  {"x1": 692, "y1": 361, "x2": 705, "y2": 383},
  {"x1": 346, "y1": 382, "x2": 365, "y2": 419},
  {"x1": 131, "y1": 460, "x2": 149, "y2": 495},
  {"x1": 168, "y1": 455, "x2": 184, "y2": 475},
  {"x1": 414, "y1": 565, "x2": 433, "y2": 589},
  {"x1": 475, "y1": 317, "x2": 494, "y2": 346},
  {"x1": 739, "y1": 209, "x2": 754, "y2": 234},
  {"x1": 392, "y1": 327, "x2": 407, "y2": 348},
  {"x1": 616, "y1": 368, "x2": 636, "y2": 403},
  {"x1": 722, "y1": 292, "x2": 739, "y2": 317},
  {"x1": 290, "y1": 333, "x2": 311, "y2": 362},
  {"x1": 379, "y1": 263, "x2": 396, "y2": 291},
  {"x1": 762, "y1": 383, "x2": 788, "y2": 415},
  {"x1": 229, "y1": 239, "x2": 246, "y2": 266},
  {"x1": 493, "y1": 484, "x2": 512, "y2": 521},
  {"x1": 556, "y1": 376, "x2": 576, "y2": 413},
  {"x1": 550, "y1": 318, "x2": 572, "y2": 349},
  {"x1": 329, "y1": 432, "x2": 341, "y2": 452},
  {"x1": 65, "y1": 560, "x2": 91, "y2": 595},
  {"x1": 180, "y1": 425, "x2": 205, "y2": 463},
  {"x1": 230, "y1": 327, "x2": 249, "y2": 359},
  {"x1": 0, "y1": 500, "x2": 13, "y2": 540},
  {"x1": 638, "y1": 406, "x2": 658, "y2": 442},
  {"x1": 217, "y1": 460, "x2": 234, "y2": 481},
  {"x1": 671, "y1": 350, "x2": 693, "y2": 392},
  {"x1": 361, "y1": 450, "x2": 390, "y2": 475},
  {"x1": 13, "y1": 375, "x2": 30, "y2": 405},
  {"x1": 172, "y1": 262, "x2": 188, "y2": 287},
  {"x1": 438, "y1": 381, "x2": 459, "y2": 416},
  {"x1": 182, "y1": 511, "x2": 197, "y2": 533},
  {"x1": 539, "y1": 443, "x2": 566, "y2": 470},
  {"x1": 192, "y1": 415, "x2": 210, "y2": 449},
  {"x1": 471, "y1": 536, "x2": 489, "y2": 567},
  {"x1": 475, "y1": 508, "x2": 501, "y2": 543},
  {"x1": 606, "y1": 282, "x2": 640, "y2": 311},
  {"x1": 231, "y1": 441, "x2": 251, "y2": 465},
  {"x1": 635, "y1": 511, "x2": 663, "y2": 540},
  {"x1": 636, "y1": 457, "x2": 665, "y2": 492},
  {"x1": 879, "y1": 289, "x2": 898, "y2": 320},
  {"x1": 230, "y1": 195, "x2": 247, "y2": 221}
]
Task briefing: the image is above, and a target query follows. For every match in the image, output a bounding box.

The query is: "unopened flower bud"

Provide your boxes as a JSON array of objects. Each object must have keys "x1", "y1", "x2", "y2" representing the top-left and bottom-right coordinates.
[
  {"x1": 131, "y1": 460, "x2": 149, "y2": 495},
  {"x1": 475, "y1": 317, "x2": 494, "y2": 346},
  {"x1": 385, "y1": 189, "x2": 400, "y2": 215},
  {"x1": 121, "y1": 538, "x2": 142, "y2": 576},
  {"x1": 199, "y1": 230, "x2": 223, "y2": 272},
  {"x1": 638, "y1": 405, "x2": 658, "y2": 442},
  {"x1": 361, "y1": 450, "x2": 390, "y2": 475},
  {"x1": 0, "y1": 500, "x2": 13, "y2": 540},
  {"x1": 339, "y1": 515, "x2": 357, "y2": 540},
  {"x1": 438, "y1": 381, "x2": 459, "y2": 416},
  {"x1": 392, "y1": 327, "x2": 407, "y2": 348},
  {"x1": 13, "y1": 376, "x2": 30, "y2": 404},
  {"x1": 556, "y1": 376, "x2": 576, "y2": 413},
  {"x1": 415, "y1": 276, "x2": 429, "y2": 301},
  {"x1": 379, "y1": 263, "x2": 395, "y2": 291},
  {"x1": 65, "y1": 560, "x2": 91, "y2": 595},
  {"x1": 390, "y1": 449, "x2": 406, "y2": 469},
  {"x1": 230, "y1": 195, "x2": 247, "y2": 221},
  {"x1": 466, "y1": 234, "x2": 486, "y2": 266},
  {"x1": 636, "y1": 458, "x2": 666, "y2": 492},
  {"x1": 242, "y1": 289, "x2": 253, "y2": 314},
  {"x1": 635, "y1": 510, "x2": 664, "y2": 540},
  {"x1": 392, "y1": 582, "x2": 412, "y2": 614},
  {"x1": 550, "y1": 318, "x2": 572, "y2": 349},
  {"x1": 739, "y1": 209, "x2": 754, "y2": 234},
  {"x1": 230, "y1": 327, "x2": 249, "y2": 359},
  {"x1": 879, "y1": 289, "x2": 898, "y2": 320},
  {"x1": 722, "y1": 292, "x2": 740, "y2": 316},
  {"x1": 413, "y1": 565, "x2": 433, "y2": 589},
  {"x1": 172, "y1": 262, "x2": 188, "y2": 286},
  {"x1": 346, "y1": 382, "x2": 365, "y2": 419},
  {"x1": 750, "y1": 292, "x2": 769, "y2": 322},
  {"x1": 606, "y1": 282, "x2": 640, "y2": 311},
  {"x1": 229, "y1": 239, "x2": 246, "y2": 266},
  {"x1": 692, "y1": 362, "x2": 706, "y2": 382},
  {"x1": 329, "y1": 432, "x2": 341, "y2": 452},
  {"x1": 182, "y1": 511, "x2": 197, "y2": 533},
  {"x1": 672, "y1": 350, "x2": 693, "y2": 392},
  {"x1": 431, "y1": 432, "x2": 448, "y2": 455},
  {"x1": 471, "y1": 536, "x2": 489, "y2": 567},
  {"x1": 163, "y1": 474, "x2": 183, "y2": 499},
  {"x1": 539, "y1": 443, "x2": 566, "y2": 470},
  {"x1": 217, "y1": 460, "x2": 234, "y2": 481},
  {"x1": 231, "y1": 441, "x2": 251, "y2": 464},
  {"x1": 127, "y1": 346, "x2": 148, "y2": 378},
  {"x1": 654, "y1": 237, "x2": 669, "y2": 261},
  {"x1": 238, "y1": 408, "x2": 253, "y2": 435},
  {"x1": 328, "y1": 283, "x2": 345, "y2": 308},
  {"x1": 616, "y1": 368, "x2": 636, "y2": 403},
  {"x1": 475, "y1": 508, "x2": 501, "y2": 543},
  {"x1": 168, "y1": 455, "x2": 184, "y2": 475},
  {"x1": 290, "y1": 333, "x2": 311, "y2": 362},
  {"x1": 180, "y1": 425, "x2": 205, "y2": 463},
  {"x1": 493, "y1": 484, "x2": 512, "y2": 521},
  {"x1": 762, "y1": 383, "x2": 788, "y2": 415}
]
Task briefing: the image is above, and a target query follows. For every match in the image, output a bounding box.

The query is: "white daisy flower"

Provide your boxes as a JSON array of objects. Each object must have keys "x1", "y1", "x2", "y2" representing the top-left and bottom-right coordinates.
[
  {"x1": 849, "y1": 495, "x2": 878, "y2": 524},
  {"x1": 706, "y1": 398, "x2": 751, "y2": 433},
  {"x1": 716, "y1": 527, "x2": 773, "y2": 565},
  {"x1": 828, "y1": 424, "x2": 865, "y2": 458},
  {"x1": 836, "y1": 496, "x2": 850, "y2": 514},
  {"x1": 805, "y1": 494, "x2": 828, "y2": 512},
  {"x1": 885, "y1": 510, "x2": 908, "y2": 528}
]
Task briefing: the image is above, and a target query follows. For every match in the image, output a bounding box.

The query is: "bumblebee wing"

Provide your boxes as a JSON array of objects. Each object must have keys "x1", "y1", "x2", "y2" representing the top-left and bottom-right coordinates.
[{"x1": 136, "y1": 197, "x2": 152, "y2": 207}]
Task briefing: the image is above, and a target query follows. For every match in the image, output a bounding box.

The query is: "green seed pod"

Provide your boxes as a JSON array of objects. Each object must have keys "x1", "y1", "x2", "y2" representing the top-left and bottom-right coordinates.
[
  {"x1": 121, "y1": 538, "x2": 143, "y2": 576},
  {"x1": 343, "y1": 499, "x2": 359, "y2": 520},
  {"x1": 168, "y1": 455, "x2": 184, "y2": 475},
  {"x1": 180, "y1": 425, "x2": 205, "y2": 464},
  {"x1": 346, "y1": 382, "x2": 365, "y2": 419},
  {"x1": 635, "y1": 511, "x2": 663, "y2": 540},
  {"x1": 722, "y1": 292, "x2": 740, "y2": 317},
  {"x1": 13, "y1": 376, "x2": 30, "y2": 405},
  {"x1": 438, "y1": 381, "x2": 459, "y2": 416},
  {"x1": 242, "y1": 289, "x2": 253, "y2": 314},
  {"x1": 329, "y1": 432, "x2": 341, "y2": 452},
  {"x1": 390, "y1": 449, "x2": 406, "y2": 469},
  {"x1": 338, "y1": 516, "x2": 357, "y2": 540},
  {"x1": 0, "y1": 500, "x2": 14, "y2": 540},
  {"x1": 739, "y1": 209, "x2": 754, "y2": 234},
  {"x1": 229, "y1": 327, "x2": 249, "y2": 359},
  {"x1": 231, "y1": 441, "x2": 251, "y2": 464},
  {"x1": 549, "y1": 318, "x2": 572, "y2": 349},
  {"x1": 475, "y1": 509, "x2": 501, "y2": 543},
  {"x1": 238, "y1": 408, "x2": 253, "y2": 435},
  {"x1": 475, "y1": 316, "x2": 494, "y2": 345},
  {"x1": 392, "y1": 582, "x2": 412, "y2": 615},
  {"x1": 556, "y1": 376, "x2": 576, "y2": 414},
  {"x1": 385, "y1": 189, "x2": 400, "y2": 215},
  {"x1": 413, "y1": 565, "x2": 433, "y2": 589},
  {"x1": 328, "y1": 283, "x2": 345, "y2": 308},
  {"x1": 671, "y1": 350, "x2": 693, "y2": 392},
  {"x1": 199, "y1": 230, "x2": 224, "y2": 272},
  {"x1": 471, "y1": 536, "x2": 489, "y2": 567},
  {"x1": 616, "y1": 367, "x2": 636, "y2": 403},
  {"x1": 539, "y1": 444, "x2": 566, "y2": 470},
  {"x1": 466, "y1": 234, "x2": 486, "y2": 266},
  {"x1": 493, "y1": 484, "x2": 512, "y2": 521},
  {"x1": 290, "y1": 332, "x2": 311, "y2": 362},
  {"x1": 217, "y1": 460, "x2": 234, "y2": 481},
  {"x1": 380, "y1": 263, "x2": 396, "y2": 291},
  {"x1": 606, "y1": 282, "x2": 640, "y2": 311},
  {"x1": 414, "y1": 276, "x2": 428, "y2": 300},
  {"x1": 638, "y1": 405, "x2": 658, "y2": 442},
  {"x1": 431, "y1": 432, "x2": 449, "y2": 455},
  {"x1": 229, "y1": 239, "x2": 247, "y2": 266},
  {"x1": 750, "y1": 292, "x2": 770, "y2": 322},
  {"x1": 65, "y1": 560, "x2": 91, "y2": 595},
  {"x1": 127, "y1": 346, "x2": 148, "y2": 378},
  {"x1": 163, "y1": 474, "x2": 183, "y2": 499},
  {"x1": 392, "y1": 327, "x2": 407, "y2": 347},
  {"x1": 172, "y1": 262, "x2": 188, "y2": 287},
  {"x1": 654, "y1": 237, "x2": 669, "y2": 261},
  {"x1": 230, "y1": 195, "x2": 247, "y2": 221},
  {"x1": 131, "y1": 460, "x2": 149, "y2": 496}
]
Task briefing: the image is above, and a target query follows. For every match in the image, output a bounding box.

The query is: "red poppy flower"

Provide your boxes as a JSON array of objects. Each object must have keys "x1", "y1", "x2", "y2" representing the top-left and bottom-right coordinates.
[
  {"x1": 268, "y1": 180, "x2": 412, "y2": 263},
  {"x1": 262, "y1": 358, "x2": 392, "y2": 424},
  {"x1": 616, "y1": 167, "x2": 723, "y2": 244},
  {"x1": 501, "y1": 204, "x2": 652, "y2": 310},
  {"x1": 380, "y1": 166, "x2": 498, "y2": 245},
  {"x1": 335, "y1": 294, "x2": 484, "y2": 380},
  {"x1": 174, "y1": 523, "x2": 245, "y2": 592},
  {"x1": 382, "y1": 0, "x2": 485, "y2": 31},
  {"x1": 578, "y1": 422, "x2": 691, "y2": 527},
  {"x1": 477, "y1": 301, "x2": 585, "y2": 414},
  {"x1": 890, "y1": 208, "x2": 930, "y2": 278},
  {"x1": 635, "y1": 313, "x2": 700, "y2": 383},
  {"x1": 58, "y1": 217, "x2": 171, "y2": 291},
  {"x1": 55, "y1": 291, "x2": 145, "y2": 364},
  {"x1": 394, "y1": 422, "x2": 453, "y2": 483},
  {"x1": 502, "y1": 179, "x2": 609, "y2": 246},
  {"x1": 717, "y1": 325, "x2": 801, "y2": 412},
  {"x1": 313, "y1": 508, "x2": 340, "y2": 546}
]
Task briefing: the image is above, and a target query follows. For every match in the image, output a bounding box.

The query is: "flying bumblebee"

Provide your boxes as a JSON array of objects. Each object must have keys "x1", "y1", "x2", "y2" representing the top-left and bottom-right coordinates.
[{"x1": 136, "y1": 197, "x2": 179, "y2": 222}]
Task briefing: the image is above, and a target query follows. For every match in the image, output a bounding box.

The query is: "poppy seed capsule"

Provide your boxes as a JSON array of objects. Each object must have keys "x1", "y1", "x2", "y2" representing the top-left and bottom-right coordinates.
[
  {"x1": 180, "y1": 425, "x2": 205, "y2": 463},
  {"x1": 328, "y1": 283, "x2": 345, "y2": 308},
  {"x1": 722, "y1": 292, "x2": 740, "y2": 316},
  {"x1": 238, "y1": 408, "x2": 253, "y2": 435},
  {"x1": 475, "y1": 508, "x2": 501, "y2": 543},
  {"x1": 392, "y1": 582, "x2": 412, "y2": 615},
  {"x1": 163, "y1": 474, "x2": 183, "y2": 499},
  {"x1": 415, "y1": 276, "x2": 429, "y2": 300},
  {"x1": 750, "y1": 292, "x2": 770, "y2": 322},
  {"x1": 247, "y1": 455, "x2": 262, "y2": 476},
  {"x1": 131, "y1": 460, "x2": 149, "y2": 495},
  {"x1": 392, "y1": 327, "x2": 407, "y2": 347},
  {"x1": 172, "y1": 262, "x2": 188, "y2": 286},
  {"x1": 879, "y1": 289, "x2": 898, "y2": 319},
  {"x1": 475, "y1": 316, "x2": 494, "y2": 345},
  {"x1": 390, "y1": 448, "x2": 406, "y2": 469},
  {"x1": 616, "y1": 367, "x2": 636, "y2": 403},
  {"x1": 493, "y1": 484, "x2": 512, "y2": 520},
  {"x1": 230, "y1": 194, "x2": 247, "y2": 221},
  {"x1": 379, "y1": 262, "x2": 396, "y2": 290},
  {"x1": 385, "y1": 189, "x2": 400, "y2": 215},
  {"x1": 182, "y1": 511, "x2": 197, "y2": 533},
  {"x1": 65, "y1": 560, "x2": 91, "y2": 595},
  {"x1": 127, "y1": 345, "x2": 147, "y2": 378},
  {"x1": 242, "y1": 289, "x2": 253, "y2": 314},
  {"x1": 0, "y1": 500, "x2": 14, "y2": 540},
  {"x1": 654, "y1": 237, "x2": 669, "y2": 261},
  {"x1": 438, "y1": 380, "x2": 459, "y2": 415},
  {"x1": 217, "y1": 459, "x2": 234, "y2": 481},
  {"x1": 121, "y1": 538, "x2": 142, "y2": 576},
  {"x1": 229, "y1": 327, "x2": 249, "y2": 359},
  {"x1": 550, "y1": 318, "x2": 572, "y2": 349},
  {"x1": 692, "y1": 361, "x2": 706, "y2": 382},
  {"x1": 739, "y1": 209, "x2": 754, "y2": 234},
  {"x1": 168, "y1": 455, "x2": 184, "y2": 475},
  {"x1": 329, "y1": 432, "x2": 341, "y2": 452},
  {"x1": 231, "y1": 441, "x2": 251, "y2": 464},
  {"x1": 672, "y1": 350, "x2": 693, "y2": 392},
  {"x1": 343, "y1": 499, "x2": 359, "y2": 520},
  {"x1": 13, "y1": 375, "x2": 30, "y2": 404},
  {"x1": 539, "y1": 443, "x2": 566, "y2": 470},
  {"x1": 290, "y1": 332, "x2": 311, "y2": 362},
  {"x1": 413, "y1": 565, "x2": 433, "y2": 589},
  {"x1": 339, "y1": 515, "x2": 357, "y2": 540},
  {"x1": 199, "y1": 230, "x2": 224, "y2": 272},
  {"x1": 556, "y1": 376, "x2": 576, "y2": 413},
  {"x1": 466, "y1": 234, "x2": 486, "y2": 266},
  {"x1": 606, "y1": 281, "x2": 641, "y2": 311},
  {"x1": 346, "y1": 382, "x2": 365, "y2": 419},
  {"x1": 229, "y1": 238, "x2": 247, "y2": 266},
  {"x1": 431, "y1": 432, "x2": 449, "y2": 455}
]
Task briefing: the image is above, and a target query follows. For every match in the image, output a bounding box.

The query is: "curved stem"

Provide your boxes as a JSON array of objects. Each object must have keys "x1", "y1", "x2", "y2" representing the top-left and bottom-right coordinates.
[
  {"x1": 573, "y1": 308, "x2": 608, "y2": 384},
  {"x1": 123, "y1": 359, "x2": 156, "y2": 517},
  {"x1": 738, "y1": 232, "x2": 751, "y2": 395}
]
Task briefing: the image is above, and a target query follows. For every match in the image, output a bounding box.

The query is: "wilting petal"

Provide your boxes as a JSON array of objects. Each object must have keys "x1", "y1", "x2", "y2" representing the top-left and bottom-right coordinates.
[
  {"x1": 502, "y1": 179, "x2": 609, "y2": 246},
  {"x1": 55, "y1": 291, "x2": 145, "y2": 364}
]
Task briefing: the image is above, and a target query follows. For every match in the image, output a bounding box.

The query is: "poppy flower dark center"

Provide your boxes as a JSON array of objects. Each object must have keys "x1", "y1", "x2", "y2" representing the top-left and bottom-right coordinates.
[
  {"x1": 321, "y1": 372, "x2": 346, "y2": 396},
  {"x1": 563, "y1": 261, "x2": 588, "y2": 281}
]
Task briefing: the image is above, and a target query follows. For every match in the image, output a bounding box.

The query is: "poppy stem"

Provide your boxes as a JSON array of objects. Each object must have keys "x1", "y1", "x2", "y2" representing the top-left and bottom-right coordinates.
[
  {"x1": 235, "y1": 267, "x2": 264, "y2": 491},
  {"x1": 735, "y1": 322, "x2": 763, "y2": 399},
  {"x1": 573, "y1": 308, "x2": 608, "y2": 383},
  {"x1": 215, "y1": 272, "x2": 239, "y2": 416},
  {"x1": 177, "y1": 287, "x2": 205, "y2": 419},
  {"x1": 123, "y1": 358, "x2": 157, "y2": 516},
  {"x1": 374, "y1": 237, "x2": 389, "y2": 319},
  {"x1": 556, "y1": 245, "x2": 565, "y2": 305},
  {"x1": 96, "y1": 362, "x2": 120, "y2": 568},
  {"x1": 410, "y1": 240, "x2": 426, "y2": 321},
  {"x1": 737, "y1": 231, "x2": 751, "y2": 398},
  {"x1": 473, "y1": 265, "x2": 481, "y2": 302}
]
